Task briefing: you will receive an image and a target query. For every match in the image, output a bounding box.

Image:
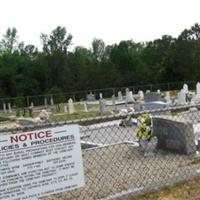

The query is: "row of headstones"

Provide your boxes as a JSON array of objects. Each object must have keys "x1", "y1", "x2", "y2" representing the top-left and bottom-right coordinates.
[
  {"x1": 2, "y1": 97, "x2": 54, "y2": 113},
  {"x1": 64, "y1": 99, "x2": 89, "y2": 114},
  {"x1": 87, "y1": 88, "x2": 164, "y2": 103},
  {"x1": 1, "y1": 98, "x2": 87, "y2": 114},
  {"x1": 64, "y1": 98, "x2": 107, "y2": 115},
  {"x1": 177, "y1": 82, "x2": 200, "y2": 105},
  {"x1": 87, "y1": 89, "x2": 147, "y2": 103},
  {"x1": 1, "y1": 87, "x2": 172, "y2": 113}
]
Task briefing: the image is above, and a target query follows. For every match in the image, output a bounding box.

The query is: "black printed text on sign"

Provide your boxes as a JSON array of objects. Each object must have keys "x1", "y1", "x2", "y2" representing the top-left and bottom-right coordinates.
[{"x1": 0, "y1": 125, "x2": 85, "y2": 200}]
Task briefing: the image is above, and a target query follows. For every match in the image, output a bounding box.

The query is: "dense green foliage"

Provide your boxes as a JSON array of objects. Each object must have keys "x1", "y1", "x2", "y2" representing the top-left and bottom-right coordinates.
[{"x1": 0, "y1": 23, "x2": 200, "y2": 97}]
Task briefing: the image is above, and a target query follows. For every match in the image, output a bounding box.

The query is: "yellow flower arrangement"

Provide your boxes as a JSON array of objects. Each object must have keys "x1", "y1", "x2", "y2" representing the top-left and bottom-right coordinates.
[{"x1": 135, "y1": 114, "x2": 152, "y2": 140}]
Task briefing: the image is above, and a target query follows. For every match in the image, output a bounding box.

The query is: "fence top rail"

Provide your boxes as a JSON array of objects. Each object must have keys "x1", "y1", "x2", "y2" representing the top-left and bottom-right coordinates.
[{"x1": 0, "y1": 103, "x2": 199, "y2": 133}]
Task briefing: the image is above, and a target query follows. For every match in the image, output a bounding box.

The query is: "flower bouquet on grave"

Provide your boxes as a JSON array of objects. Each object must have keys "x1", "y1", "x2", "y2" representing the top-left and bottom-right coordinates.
[
  {"x1": 135, "y1": 114, "x2": 157, "y2": 155},
  {"x1": 38, "y1": 109, "x2": 52, "y2": 122}
]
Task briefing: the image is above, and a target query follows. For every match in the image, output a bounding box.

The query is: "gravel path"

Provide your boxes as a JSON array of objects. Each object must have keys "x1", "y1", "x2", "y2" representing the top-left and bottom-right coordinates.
[{"x1": 41, "y1": 144, "x2": 200, "y2": 200}]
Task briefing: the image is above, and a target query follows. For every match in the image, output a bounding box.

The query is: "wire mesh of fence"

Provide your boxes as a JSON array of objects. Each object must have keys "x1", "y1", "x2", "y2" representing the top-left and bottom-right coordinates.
[{"x1": 1, "y1": 104, "x2": 200, "y2": 199}]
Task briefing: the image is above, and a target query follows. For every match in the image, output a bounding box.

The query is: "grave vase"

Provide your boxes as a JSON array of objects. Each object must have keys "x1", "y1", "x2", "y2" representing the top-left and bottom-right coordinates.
[{"x1": 139, "y1": 136, "x2": 158, "y2": 155}]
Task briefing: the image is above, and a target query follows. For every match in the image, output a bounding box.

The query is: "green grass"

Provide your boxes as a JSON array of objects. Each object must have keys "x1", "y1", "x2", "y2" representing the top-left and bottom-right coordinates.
[
  {"x1": 125, "y1": 177, "x2": 200, "y2": 200},
  {"x1": 52, "y1": 111, "x2": 111, "y2": 121}
]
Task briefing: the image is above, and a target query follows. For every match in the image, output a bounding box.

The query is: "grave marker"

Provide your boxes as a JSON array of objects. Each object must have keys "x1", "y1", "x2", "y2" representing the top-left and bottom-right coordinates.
[
  {"x1": 68, "y1": 98, "x2": 75, "y2": 114},
  {"x1": 3, "y1": 102, "x2": 6, "y2": 113},
  {"x1": 44, "y1": 98, "x2": 47, "y2": 107},
  {"x1": 64, "y1": 105, "x2": 68, "y2": 113},
  {"x1": 99, "y1": 98, "x2": 105, "y2": 114},
  {"x1": 118, "y1": 91, "x2": 123, "y2": 101},
  {"x1": 112, "y1": 94, "x2": 116, "y2": 111},
  {"x1": 8, "y1": 103, "x2": 12, "y2": 113},
  {"x1": 99, "y1": 93, "x2": 103, "y2": 99},
  {"x1": 83, "y1": 102, "x2": 88, "y2": 112},
  {"x1": 197, "y1": 82, "x2": 200, "y2": 98},
  {"x1": 165, "y1": 91, "x2": 171, "y2": 103},
  {"x1": 183, "y1": 83, "x2": 189, "y2": 94},
  {"x1": 50, "y1": 96, "x2": 54, "y2": 106},
  {"x1": 138, "y1": 90, "x2": 144, "y2": 100},
  {"x1": 153, "y1": 117, "x2": 196, "y2": 155},
  {"x1": 177, "y1": 89, "x2": 186, "y2": 105}
]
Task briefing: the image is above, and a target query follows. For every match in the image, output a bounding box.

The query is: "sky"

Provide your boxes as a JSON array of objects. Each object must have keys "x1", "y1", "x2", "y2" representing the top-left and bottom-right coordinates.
[{"x1": 0, "y1": 0, "x2": 200, "y2": 49}]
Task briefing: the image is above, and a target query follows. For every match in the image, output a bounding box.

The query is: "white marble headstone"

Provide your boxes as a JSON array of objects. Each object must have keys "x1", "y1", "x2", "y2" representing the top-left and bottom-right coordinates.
[
  {"x1": 68, "y1": 98, "x2": 75, "y2": 114},
  {"x1": 178, "y1": 89, "x2": 186, "y2": 105},
  {"x1": 128, "y1": 91, "x2": 134, "y2": 102},
  {"x1": 165, "y1": 91, "x2": 171, "y2": 103},
  {"x1": 31, "y1": 102, "x2": 34, "y2": 108},
  {"x1": 44, "y1": 98, "x2": 47, "y2": 107},
  {"x1": 138, "y1": 90, "x2": 144, "y2": 100},
  {"x1": 183, "y1": 83, "x2": 189, "y2": 94},
  {"x1": 99, "y1": 93, "x2": 103, "y2": 99},
  {"x1": 50, "y1": 97, "x2": 54, "y2": 106},
  {"x1": 64, "y1": 105, "x2": 68, "y2": 113},
  {"x1": 118, "y1": 91, "x2": 123, "y2": 101},
  {"x1": 196, "y1": 82, "x2": 200, "y2": 98},
  {"x1": 83, "y1": 102, "x2": 88, "y2": 112},
  {"x1": 125, "y1": 88, "x2": 129, "y2": 97},
  {"x1": 99, "y1": 98, "x2": 105, "y2": 114},
  {"x1": 112, "y1": 95, "x2": 116, "y2": 106},
  {"x1": 8, "y1": 103, "x2": 12, "y2": 113},
  {"x1": 146, "y1": 90, "x2": 150, "y2": 94},
  {"x1": 3, "y1": 103, "x2": 6, "y2": 113}
]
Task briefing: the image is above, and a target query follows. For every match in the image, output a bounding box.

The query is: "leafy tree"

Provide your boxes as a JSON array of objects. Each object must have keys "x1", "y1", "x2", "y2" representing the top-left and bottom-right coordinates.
[
  {"x1": 0, "y1": 27, "x2": 19, "y2": 53},
  {"x1": 41, "y1": 26, "x2": 73, "y2": 91}
]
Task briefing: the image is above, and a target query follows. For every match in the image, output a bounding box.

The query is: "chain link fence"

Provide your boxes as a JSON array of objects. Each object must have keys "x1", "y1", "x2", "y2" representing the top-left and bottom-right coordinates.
[{"x1": 1, "y1": 104, "x2": 200, "y2": 199}]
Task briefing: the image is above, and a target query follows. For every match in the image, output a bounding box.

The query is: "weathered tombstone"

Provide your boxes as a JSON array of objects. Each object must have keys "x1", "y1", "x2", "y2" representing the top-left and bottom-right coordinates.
[
  {"x1": 8, "y1": 103, "x2": 12, "y2": 113},
  {"x1": 112, "y1": 94, "x2": 115, "y2": 105},
  {"x1": 83, "y1": 102, "x2": 88, "y2": 112},
  {"x1": 191, "y1": 82, "x2": 200, "y2": 103},
  {"x1": 118, "y1": 91, "x2": 123, "y2": 101},
  {"x1": 138, "y1": 90, "x2": 144, "y2": 100},
  {"x1": 141, "y1": 101, "x2": 169, "y2": 113},
  {"x1": 50, "y1": 96, "x2": 54, "y2": 106},
  {"x1": 125, "y1": 88, "x2": 129, "y2": 99},
  {"x1": 144, "y1": 92, "x2": 161, "y2": 102},
  {"x1": 183, "y1": 83, "x2": 189, "y2": 94},
  {"x1": 31, "y1": 102, "x2": 34, "y2": 108},
  {"x1": 86, "y1": 92, "x2": 96, "y2": 101},
  {"x1": 44, "y1": 98, "x2": 48, "y2": 107},
  {"x1": 64, "y1": 105, "x2": 68, "y2": 113},
  {"x1": 99, "y1": 98, "x2": 105, "y2": 114},
  {"x1": 146, "y1": 90, "x2": 151, "y2": 94},
  {"x1": 112, "y1": 94, "x2": 116, "y2": 111},
  {"x1": 99, "y1": 93, "x2": 103, "y2": 99},
  {"x1": 3, "y1": 102, "x2": 7, "y2": 113},
  {"x1": 128, "y1": 91, "x2": 134, "y2": 102},
  {"x1": 68, "y1": 98, "x2": 75, "y2": 114},
  {"x1": 177, "y1": 89, "x2": 186, "y2": 105},
  {"x1": 153, "y1": 117, "x2": 196, "y2": 155},
  {"x1": 165, "y1": 91, "x2": 171, "y2": 103},
  {"x1": 196, "y1": 82, "x2": 200, "y2": 98}
]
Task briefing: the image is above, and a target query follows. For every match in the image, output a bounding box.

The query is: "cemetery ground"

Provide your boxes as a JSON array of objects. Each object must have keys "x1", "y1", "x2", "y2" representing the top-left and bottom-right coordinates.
[
  {"x1": 126, "y1": 177, "x2": 200, "y2": 200},
  {"x1": 2, "y1": 83, "x2": 200, "y2": 199},
  {"x1": 41, "y1": 144, "x2": 200, "y2": 200}
]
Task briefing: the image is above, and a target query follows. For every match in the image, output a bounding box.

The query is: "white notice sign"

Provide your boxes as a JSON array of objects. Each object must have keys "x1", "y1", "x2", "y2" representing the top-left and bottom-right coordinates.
[{"x1": 0, "y1": 125, "x2": 85, "y2": 200}]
